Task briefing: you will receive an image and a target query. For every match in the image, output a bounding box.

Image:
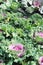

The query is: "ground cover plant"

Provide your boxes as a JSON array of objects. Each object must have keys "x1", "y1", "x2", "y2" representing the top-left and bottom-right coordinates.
[{"x1": 0, "y1": 0, "x2": 43, "y2": 65}]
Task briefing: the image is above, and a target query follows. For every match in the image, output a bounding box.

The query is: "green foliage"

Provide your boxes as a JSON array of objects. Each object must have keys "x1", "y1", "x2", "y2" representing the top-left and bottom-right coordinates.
[
  {"x1": 26, "y1": 7, "x2": 34, "y2": 13},
  {"x1": 0, "y1": 0, "x2": 43, "y2": 65},
  {"x1": 10, "y1": 2, "x2": 20, "y2": 11}
]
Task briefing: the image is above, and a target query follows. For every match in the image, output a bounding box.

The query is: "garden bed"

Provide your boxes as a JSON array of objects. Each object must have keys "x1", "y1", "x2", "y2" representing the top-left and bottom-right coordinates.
[{"x1": 0, "y1": 0, "x2": 43, "y2": 65}]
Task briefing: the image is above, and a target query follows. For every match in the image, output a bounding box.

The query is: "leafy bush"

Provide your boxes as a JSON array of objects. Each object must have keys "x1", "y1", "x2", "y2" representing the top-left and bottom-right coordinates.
[{"x1": 0, "y1": 0, "x2": 43, "y2": 65}]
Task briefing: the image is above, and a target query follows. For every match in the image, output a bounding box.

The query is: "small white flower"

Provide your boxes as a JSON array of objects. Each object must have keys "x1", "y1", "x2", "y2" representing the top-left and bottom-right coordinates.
[
  {"x1": 5, "y1": 0, "x2": 11, "y2": 7},
  {"x1": 16, "y1": 0, "x2": 18, "y2": 2},
  {"x1": 0, "y1": 0, "x2": 12, "y2": 9},
  {"x1": 22, "y1": 0, "x2": 28, "y2": 7},
  {"x1": 0, "y1": 4, "x2": 7, "y2": 9},
  {"x1": 39, "y1": 6, "x2": 43, "y2": 14},
  {"x1": 29, "y1": 0, "x2": 33, "y2": 5},
  {"x1": 12, "y1": 32, "x2": 17, "y2": 37}
]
